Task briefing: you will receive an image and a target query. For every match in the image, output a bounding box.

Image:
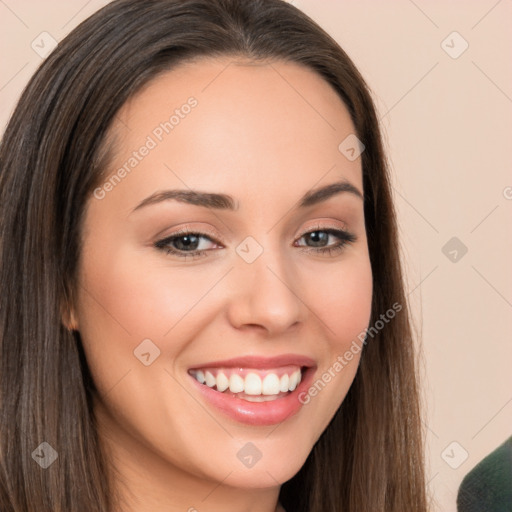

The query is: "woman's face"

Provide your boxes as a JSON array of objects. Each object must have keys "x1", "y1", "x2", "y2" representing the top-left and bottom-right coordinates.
[{"x1": 72, "y1": 57, "x2": 372, "y2": 504}]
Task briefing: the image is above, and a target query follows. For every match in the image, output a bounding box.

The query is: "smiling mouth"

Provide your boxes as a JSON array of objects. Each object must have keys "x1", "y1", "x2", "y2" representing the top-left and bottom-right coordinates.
[{"x1": 188, "y1": 365, "x2": 305, "y2": 402}]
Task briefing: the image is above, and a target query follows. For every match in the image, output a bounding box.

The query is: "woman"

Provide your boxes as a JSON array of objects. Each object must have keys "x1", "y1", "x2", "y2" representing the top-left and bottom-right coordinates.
[{"x1": 0, "y1": 0, "x2": 428, "y2": 510}]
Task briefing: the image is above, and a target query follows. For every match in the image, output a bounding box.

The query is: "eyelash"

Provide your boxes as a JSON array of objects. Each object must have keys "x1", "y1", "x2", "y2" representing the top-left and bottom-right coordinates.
[{"x1": 154, "y1": 225, "x2": 357, "y2": 260}]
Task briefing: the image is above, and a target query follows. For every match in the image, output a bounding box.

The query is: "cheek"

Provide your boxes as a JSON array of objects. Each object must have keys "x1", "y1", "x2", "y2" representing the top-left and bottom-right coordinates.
[
  {"x1": 298, "y1": 254, "x2": 372, "y2": 424},
  {"x1": 74, "y1": 238, "x2": 225, "y2": 406},
  {"x1": 76, "y1": 239, "x2": 223, "y2": 343},
  {"x1": 314, "y1": 255, "x2": 373, "y2": 345}
]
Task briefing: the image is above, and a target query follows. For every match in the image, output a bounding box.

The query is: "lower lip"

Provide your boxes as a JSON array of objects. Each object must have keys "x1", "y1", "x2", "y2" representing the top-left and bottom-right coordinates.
[{"x1": 188, "y1": 367, "x2": 316, "y2": 426}]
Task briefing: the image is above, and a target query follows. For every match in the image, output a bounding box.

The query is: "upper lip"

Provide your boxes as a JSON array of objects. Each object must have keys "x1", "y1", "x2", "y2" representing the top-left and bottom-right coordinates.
[{"x1": 188, "y1": 354, "x2": 316, "y2": 370}]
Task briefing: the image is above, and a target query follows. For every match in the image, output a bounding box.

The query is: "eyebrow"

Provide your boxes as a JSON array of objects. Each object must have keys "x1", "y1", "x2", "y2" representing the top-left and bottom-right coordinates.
[{"x1": 131, "y1": 179, "x2": 363, "y2": 213}]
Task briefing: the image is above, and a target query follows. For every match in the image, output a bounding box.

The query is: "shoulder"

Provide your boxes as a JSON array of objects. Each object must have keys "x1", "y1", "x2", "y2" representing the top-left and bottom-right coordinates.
[{"x1": 457, "y1": 436, "x2": 512, "y2": 512}]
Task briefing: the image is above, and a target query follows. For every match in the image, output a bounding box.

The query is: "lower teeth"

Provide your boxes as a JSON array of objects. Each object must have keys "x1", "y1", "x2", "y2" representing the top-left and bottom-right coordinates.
[
  {"x1": 238, "y1": 394, "x2": 280, "y2": 402},
  {"x1": 212, "y1": 387, "x2": 289, "y2": 402}
]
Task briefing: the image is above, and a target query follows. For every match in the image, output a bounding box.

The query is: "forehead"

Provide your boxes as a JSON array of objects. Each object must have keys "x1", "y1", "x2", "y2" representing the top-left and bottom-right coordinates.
[{"x1": 101, "y1": 56, "x2": 363, "y2": 209}]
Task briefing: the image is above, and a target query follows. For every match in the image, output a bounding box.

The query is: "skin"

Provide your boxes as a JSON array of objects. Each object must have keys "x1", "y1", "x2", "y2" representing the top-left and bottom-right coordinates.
[{"x1": 67, "y1": 57, "x2": 373, "y2": 512}]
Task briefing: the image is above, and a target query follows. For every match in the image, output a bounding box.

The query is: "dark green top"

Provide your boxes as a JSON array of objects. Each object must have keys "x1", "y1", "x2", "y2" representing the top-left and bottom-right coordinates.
[{"x1": 457, "y1": 436, "x2": 512, "y2": 512}]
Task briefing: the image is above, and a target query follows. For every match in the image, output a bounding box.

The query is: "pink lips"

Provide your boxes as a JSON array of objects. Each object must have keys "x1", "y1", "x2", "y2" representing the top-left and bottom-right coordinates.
[
  {"x1": 189, "y1": 354, "x2": 316, "y2": 371},
  {"x1": 187, "y1": 354, "x2": 317, "y2": 426}
]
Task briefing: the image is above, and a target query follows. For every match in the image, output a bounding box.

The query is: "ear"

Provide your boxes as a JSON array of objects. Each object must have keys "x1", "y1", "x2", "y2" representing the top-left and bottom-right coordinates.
[{"x1": 61, "y1": 300, "x2": 79, "y2": 331}]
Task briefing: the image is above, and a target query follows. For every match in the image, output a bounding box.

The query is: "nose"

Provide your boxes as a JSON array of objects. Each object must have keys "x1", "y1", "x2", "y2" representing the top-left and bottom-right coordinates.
[{"x1": 225, "y1": 246, "x2": 304, "y2": 336}]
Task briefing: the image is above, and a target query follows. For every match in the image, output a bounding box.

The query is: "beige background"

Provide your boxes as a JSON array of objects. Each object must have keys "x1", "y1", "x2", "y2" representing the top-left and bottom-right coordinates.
[{"x1": 1, "y1": 1, "x2": 511, "y2": 510}]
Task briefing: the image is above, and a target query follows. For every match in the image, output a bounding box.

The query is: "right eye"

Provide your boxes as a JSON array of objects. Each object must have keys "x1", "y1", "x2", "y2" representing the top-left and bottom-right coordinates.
[{"x1": 154, "y1": 229, "x2": 222, "y2": 260}]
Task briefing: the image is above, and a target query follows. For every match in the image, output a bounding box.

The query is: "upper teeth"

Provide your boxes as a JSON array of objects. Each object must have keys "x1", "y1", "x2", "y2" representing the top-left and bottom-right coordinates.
[{"x1": 190, "y1": 367, "x2": 302, "y2": 396}]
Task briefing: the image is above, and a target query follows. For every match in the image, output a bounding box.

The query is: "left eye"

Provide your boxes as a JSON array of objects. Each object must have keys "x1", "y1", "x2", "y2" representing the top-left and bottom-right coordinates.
[{"x1": 296, "y1": 229, "x2": 346, "y2": 248}]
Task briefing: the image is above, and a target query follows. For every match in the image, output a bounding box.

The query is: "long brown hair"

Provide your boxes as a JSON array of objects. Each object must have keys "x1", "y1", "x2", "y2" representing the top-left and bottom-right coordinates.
[{"x1": 0, "y1": 0, "x2": 427, "y2": 510}]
